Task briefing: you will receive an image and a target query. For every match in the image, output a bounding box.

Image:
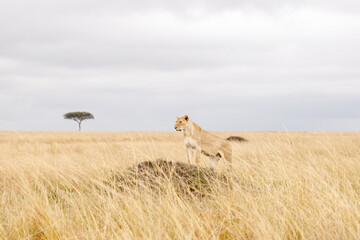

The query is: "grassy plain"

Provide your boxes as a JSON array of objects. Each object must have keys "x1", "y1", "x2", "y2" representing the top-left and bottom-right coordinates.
[{"x1": 0, "y1": 131, "x2": 359, "y2": 239}]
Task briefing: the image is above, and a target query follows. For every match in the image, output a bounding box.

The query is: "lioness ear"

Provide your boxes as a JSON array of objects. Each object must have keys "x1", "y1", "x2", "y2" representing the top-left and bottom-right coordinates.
[
  {"x1": 184, "y1": 115, "x2": 189, "y2": 121},
  {"x1": 176, "y1": 116, "x2": 179, "y2": 120}
]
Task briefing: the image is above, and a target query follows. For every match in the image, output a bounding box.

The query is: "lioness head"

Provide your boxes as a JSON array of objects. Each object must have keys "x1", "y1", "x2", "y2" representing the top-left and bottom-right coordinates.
[{"x1": 174, "y1": 115, "x2": 189, "y2": 131}]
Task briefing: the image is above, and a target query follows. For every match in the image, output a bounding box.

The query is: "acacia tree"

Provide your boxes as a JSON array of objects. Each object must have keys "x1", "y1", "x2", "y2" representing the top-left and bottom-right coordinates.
[{"x1": 63, "y1": 111, "x2": 94, "y2": 131}]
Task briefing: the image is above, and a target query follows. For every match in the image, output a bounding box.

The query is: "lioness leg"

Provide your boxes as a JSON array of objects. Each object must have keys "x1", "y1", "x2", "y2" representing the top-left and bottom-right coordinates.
[
  {"x1": 223, "y1": 149, "x2": 232, "y2": 171},
  {"x1": 209, "y1": 156, "x2": 219, "y2": 169},
  {"x1": 194, "y1": 151, "x2": 200, "y2": 164},
  {"x1": 187, "y1": 148, "x2": 194, "y2": 164},
  {"x1": 186, "y1": 148, "x2": 191, "y2": 164}
]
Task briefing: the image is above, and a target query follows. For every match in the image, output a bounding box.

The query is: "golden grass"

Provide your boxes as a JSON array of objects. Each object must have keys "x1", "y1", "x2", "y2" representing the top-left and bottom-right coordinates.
[{"x1": 0, "y1": 131, "x2": 360, "y2": 239}]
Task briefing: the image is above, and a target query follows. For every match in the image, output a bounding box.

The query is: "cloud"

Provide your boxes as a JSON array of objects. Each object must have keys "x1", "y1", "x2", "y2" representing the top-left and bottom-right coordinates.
[{"x1": 0, "y1": 0, "x2": 359, "y2": 131}]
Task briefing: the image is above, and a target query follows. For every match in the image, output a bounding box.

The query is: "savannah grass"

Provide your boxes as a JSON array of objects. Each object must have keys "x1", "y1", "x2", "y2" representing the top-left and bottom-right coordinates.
[{"x1": 0, "y1": 131, "x2": 359, "y2": 239}]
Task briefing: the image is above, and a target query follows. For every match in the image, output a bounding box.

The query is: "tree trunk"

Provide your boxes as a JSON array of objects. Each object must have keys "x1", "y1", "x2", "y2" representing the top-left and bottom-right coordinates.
[{"x1": 78, "y1": 121, "x2": 81, "y2": 131}]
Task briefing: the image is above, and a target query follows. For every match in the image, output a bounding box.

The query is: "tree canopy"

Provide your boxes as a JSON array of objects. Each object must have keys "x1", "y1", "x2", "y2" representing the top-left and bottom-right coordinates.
[{"x1": 64, "y1": 111, "x2": 94, "y2": 131}]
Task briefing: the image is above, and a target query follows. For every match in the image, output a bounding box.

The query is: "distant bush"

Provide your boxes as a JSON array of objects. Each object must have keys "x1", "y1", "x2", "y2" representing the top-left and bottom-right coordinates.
[{"x1": 226, "y1": 136, "x2": 248, "y2": 142}]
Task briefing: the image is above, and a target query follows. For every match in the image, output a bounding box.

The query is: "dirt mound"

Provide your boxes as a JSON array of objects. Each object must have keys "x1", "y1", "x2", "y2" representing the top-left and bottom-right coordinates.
[
  {"x1": 108, "y1": 160, "x2": 231, "y2": 197},
  {"x1": 226, "y1": 136, "x2": 248, "y2": 142}
]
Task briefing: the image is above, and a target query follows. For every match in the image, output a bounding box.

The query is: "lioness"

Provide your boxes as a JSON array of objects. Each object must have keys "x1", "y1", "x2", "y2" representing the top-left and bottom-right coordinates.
[{"x1": 174, "y1": 115, "x2": 232, "y2": 169}]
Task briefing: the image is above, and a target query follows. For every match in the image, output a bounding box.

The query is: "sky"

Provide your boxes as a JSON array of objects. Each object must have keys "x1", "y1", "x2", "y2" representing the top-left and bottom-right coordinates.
[{"x1": 0, "y1": 0, "x2": 359, "y2": 131}]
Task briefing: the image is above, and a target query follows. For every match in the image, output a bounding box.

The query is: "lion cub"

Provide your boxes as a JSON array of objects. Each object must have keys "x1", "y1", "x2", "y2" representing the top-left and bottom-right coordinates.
[{"x1": 174, "y1": 115, "x2": 232, "y2": 169}]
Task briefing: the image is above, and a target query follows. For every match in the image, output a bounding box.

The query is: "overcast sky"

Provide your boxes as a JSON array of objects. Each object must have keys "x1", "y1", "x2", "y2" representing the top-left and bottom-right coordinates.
[{"x1": 0, "y1": 0, "x2": 359, "y2": 131}]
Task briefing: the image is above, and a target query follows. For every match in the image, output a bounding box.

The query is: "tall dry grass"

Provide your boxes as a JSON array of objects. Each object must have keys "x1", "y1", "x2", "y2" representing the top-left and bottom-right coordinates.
[{"x1": 0, "y1": 131, "x2": 359, "y2": 239}]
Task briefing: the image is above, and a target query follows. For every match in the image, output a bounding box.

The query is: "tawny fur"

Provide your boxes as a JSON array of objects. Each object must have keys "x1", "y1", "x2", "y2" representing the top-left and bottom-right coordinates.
[{"x1": 174, "y1": 115, "x2": 232, "y2": 169}]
